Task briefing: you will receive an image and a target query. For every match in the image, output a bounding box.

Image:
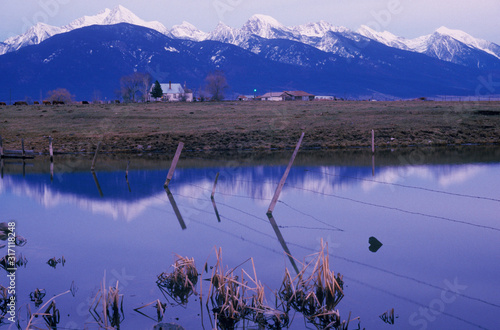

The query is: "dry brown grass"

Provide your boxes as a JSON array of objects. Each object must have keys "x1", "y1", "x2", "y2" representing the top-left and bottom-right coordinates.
[{"x1": 1, "y1": 100, "x2": 499, "y2": 154}]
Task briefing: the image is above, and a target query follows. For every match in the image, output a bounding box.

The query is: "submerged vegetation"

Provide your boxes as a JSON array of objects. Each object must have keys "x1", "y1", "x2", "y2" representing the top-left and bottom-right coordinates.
[{"x1": 149, "y1": 242, "x2": 362, "y2": 329}]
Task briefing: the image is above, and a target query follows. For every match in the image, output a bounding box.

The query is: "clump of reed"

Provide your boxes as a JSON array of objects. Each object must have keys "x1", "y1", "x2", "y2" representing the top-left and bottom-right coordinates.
[
  {"x1": 89, "y1": 273, "x2": 124, "y2": 329},
  {"x1": 47, "y1": 255, "x2": 65, "y2": 269},
  {"x1": 30, "y1": 288, "x2": 47, "y2": 307},
  {"x1": 157, "y1": 254, "x2": 198, "y2": 305},
  {"x1": 279, "y1": 239, "x2": 356, "y2": 329},
  {"x1": 379, "y1": 308, "x2": 396, "y2": 324},
  {"x1": 206, "y1": 248, "x2": 289, "y2": 330},
  {"x1": 26, "y1": 290, "x2": 69, "y2": 329},
  {"x1": 0, "y1": 253, "x2": 27, "y2": 271},
  {"x1": 206, "y1": 248, "x2": 252, "y2": 329}
]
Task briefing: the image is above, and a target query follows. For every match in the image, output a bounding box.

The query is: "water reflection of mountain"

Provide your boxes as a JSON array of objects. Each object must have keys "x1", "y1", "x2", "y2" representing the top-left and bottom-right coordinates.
[{"x1": 1, "y1": 164, "x2": 491, "y2": 220}]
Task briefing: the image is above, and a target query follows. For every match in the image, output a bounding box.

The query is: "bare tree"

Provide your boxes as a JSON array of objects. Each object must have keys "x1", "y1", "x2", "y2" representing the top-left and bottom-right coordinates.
[
  {"x1": 205, "y1": 70, "x2": 229, "y2": 101},
  {"x1": 120, "y1": 72, "x2": 152, "y2": 102},
  {"x1": 47, "y1": 88, "x2": 74, "y2": 104}
]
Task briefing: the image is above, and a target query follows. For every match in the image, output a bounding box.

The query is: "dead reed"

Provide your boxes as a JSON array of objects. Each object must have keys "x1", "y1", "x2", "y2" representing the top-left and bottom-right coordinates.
[
  {"x1": 29, "y1": 288, "x2": 46, "y2": 307},
  {"x1": 89, "y1": 273, "x2": 124, "y2": 329},
  {"x1": 279, "y1": 239, "x2": 358, "y2": 329},
  {"x1": 26, "y1": 290, "x2": 70, "y2": 329},
  {"x1": 134, "y1": 299, "x2": 166, "y2": 322},
  {"x1": 157, "y1": 254, "x2": 199, "y2": 305},
  {"x1": 146, "y1": 242, "x2": 360, "y2": 329},
  {"x1": 379, "y1": 308, "x2": 396, "y2": 324},
  {"x1": 206, "y1": 248, "x2": 289, "y2": 330}
]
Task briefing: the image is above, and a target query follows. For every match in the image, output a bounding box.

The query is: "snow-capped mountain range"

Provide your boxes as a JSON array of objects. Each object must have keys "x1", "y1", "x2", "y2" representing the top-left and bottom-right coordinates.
[
  {"x1": 0, "y1": 5, "x2": 168, "y2": 55},
  {"x1": 2, "y1": 5, "x2": 499, "y2": 68}
]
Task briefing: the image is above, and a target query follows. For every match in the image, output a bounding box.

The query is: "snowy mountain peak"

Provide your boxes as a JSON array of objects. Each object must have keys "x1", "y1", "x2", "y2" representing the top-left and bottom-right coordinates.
[
  {"x1": 358, "y1": 25, "x2": 410, "y2": 49},
  {"x1": 433, "y1": 26, "x2": 500, "y2": 59},
  {"x1": 293, "y1": 20, "x2": 347, "y2": 37},
  {"x1": 242, "y1": 14, "x2": 289, "y2": 38},
  {"x1": 170, "y1": 21, "x2": 208, "y2": 41},
  {"x1": 1, "y1": 22, "x2": 62, "y2": 54},
  {"x1": 61, "y1": 5, "x2": 168, "y2": 34},
  {"x1": 103, "y1": 5, "x2": 140, "y2": 25},
  {"x1": 247, "y1": 14, "x2": 282, "y2": 27}
]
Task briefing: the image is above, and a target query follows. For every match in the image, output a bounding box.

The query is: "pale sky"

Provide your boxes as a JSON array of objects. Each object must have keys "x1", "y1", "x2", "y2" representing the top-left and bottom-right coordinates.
[{"x1": 1, "y1": 0, "x2": 499, "y2": 44}]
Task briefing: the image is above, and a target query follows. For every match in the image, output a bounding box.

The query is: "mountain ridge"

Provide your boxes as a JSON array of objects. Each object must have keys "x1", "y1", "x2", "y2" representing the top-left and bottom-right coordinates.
[
  {"x1": 0, "y1": 23, "x2": 487, "y2": 102},
  {"x1": 2, "y1": 5, "x2": 500, "y2": 69}
]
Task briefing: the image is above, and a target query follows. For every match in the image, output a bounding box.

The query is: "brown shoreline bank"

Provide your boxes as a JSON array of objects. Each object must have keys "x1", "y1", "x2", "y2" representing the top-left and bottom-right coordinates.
[{"x1": 1, "y1": 100, "x2": 499, "y2": 154}]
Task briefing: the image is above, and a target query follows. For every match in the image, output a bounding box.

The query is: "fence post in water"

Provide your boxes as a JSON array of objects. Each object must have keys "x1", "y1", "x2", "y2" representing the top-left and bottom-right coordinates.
[
  {"x1": 125, "y1": 160, "x2": 130, "y2": 179},
  {"x1": 267, "y1": 132, "x2": 305, "y2": 214},
  {"x1": 164, "y1": 142, "x2": 184, "y2": 188},
  {"x1": 22, "y1": 139, "x2": 25, "y2": 158},
  {"x1": 371, "y1": 129, "x2": 375, "y2": 154},
  {"x1": 211, "y1": 172, "x2": 220, "y2": 199},
  {"x1": 49, "y1": 136, "x2": 54, "y2": 162},
  {"x1": 0, "y1": 135, "x2": 3, "y2": 158},
  {"x1": 91, "y1": 141, "x2": 102, "y2": 172}
]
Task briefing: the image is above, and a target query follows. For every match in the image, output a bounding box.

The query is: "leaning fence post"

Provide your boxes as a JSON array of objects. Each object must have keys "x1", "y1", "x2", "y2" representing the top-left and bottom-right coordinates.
[
  {"x1": 91, "y1": 141, "x2": 102, "y2": 171},
  {"x1": 164, "y1": 142, "x2": 184, "y2": 188},
  {"x1": 267, "y1": 132, "x2": 304, "y2": 214},
  {"x1": 211, "y1": 172, "x2": 220, "y2": 199}
]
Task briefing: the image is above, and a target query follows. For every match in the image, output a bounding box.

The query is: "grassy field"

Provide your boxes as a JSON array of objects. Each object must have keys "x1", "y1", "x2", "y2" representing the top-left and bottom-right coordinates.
[{"x1": 1, "y1": 100, "x2": 499, "y2": 154}]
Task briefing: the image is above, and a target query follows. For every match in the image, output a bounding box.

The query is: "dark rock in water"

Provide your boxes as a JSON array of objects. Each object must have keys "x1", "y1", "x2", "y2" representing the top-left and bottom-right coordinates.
[
  {"x1": 154, "y1": 323, "x2": 185, "y2": 330},
  {"x1": 369, "y1": 236, "x2": 383, "y2": 253}
]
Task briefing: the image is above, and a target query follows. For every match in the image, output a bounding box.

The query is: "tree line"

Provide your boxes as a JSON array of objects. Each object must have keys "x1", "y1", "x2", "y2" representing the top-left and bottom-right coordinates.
[{"x1": 4, "y1": 70, "x2": 229, "y2": 105}]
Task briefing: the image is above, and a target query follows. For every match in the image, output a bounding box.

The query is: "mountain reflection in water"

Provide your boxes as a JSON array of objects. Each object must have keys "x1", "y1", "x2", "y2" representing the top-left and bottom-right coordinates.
[{"x1": 1, "y1": 147, "x2": 499, "y2": 329}]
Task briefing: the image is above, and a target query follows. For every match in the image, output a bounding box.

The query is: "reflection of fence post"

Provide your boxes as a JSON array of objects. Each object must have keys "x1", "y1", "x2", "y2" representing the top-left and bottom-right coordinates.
[
  {"x1": 91, "y1": 141, "x2": 102, "y2": 171},
  {"x1": 125, "y1": 160, "x2": 130, "y2": 179},
  {"x1": 372, "y1": 154, "x2": 375, "y2": 177},
  {"x1": 164, "y1": 142, "x2": 184, "y2": 188},
  {"x1": 267, "y1": 213, "x2": 299, "y2": 274},
  {"x1": 165, "y1": 187, "x2": 187, "y2": 230},
  {"x1": 267, "y1": 132, "x2": 304, "y2": 214},
  {"x1": 91, "y1": 170, "x2": 104, "y2": 197},
  {"x1": 125, "y1": 160, "x2": 131, "y2": 192},
  {"x1": 211, "y1": 172, "x2": 220, "y2": 199},
  {"x1": 49, "y1": 136, "x2": 54, "y2": 162}
]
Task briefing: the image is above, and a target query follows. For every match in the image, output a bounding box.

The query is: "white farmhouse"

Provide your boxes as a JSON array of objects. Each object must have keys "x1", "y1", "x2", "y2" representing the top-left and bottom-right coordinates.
[{"x1": 149, "y1": 81, "x2": 193, "y2": 102}]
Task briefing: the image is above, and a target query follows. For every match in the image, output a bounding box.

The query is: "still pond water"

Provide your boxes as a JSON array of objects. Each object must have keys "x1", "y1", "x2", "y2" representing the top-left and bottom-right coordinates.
[{"x1": 1, "y1": 147, "x2": 499, "y2": 330}]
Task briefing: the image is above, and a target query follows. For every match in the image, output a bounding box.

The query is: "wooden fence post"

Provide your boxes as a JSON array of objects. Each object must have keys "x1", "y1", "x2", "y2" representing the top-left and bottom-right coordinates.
[
  {"x1": 371, "y1": 129, "x2": 375, "y2": 154},
  {"x1": 164, "y1": 142, "x2": 184, "y2": 188},
  {"x1": 267, "y1": 132, "x2": 304, "y2": 214},
  {"x1": 0, "y1": 135, "x2": 3, "y2": 158},
  {"x1": 91, "y1": 141, "x2": 102, "y2": 171}
]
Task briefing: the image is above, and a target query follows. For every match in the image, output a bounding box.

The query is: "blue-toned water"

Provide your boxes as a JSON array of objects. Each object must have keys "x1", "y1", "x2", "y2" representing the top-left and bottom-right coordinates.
[{"x1": 1, "y1": 148, "x2": 499, "y2": 329}]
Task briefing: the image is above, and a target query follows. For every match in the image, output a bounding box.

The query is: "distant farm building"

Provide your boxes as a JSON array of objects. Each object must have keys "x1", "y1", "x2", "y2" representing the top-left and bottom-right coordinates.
[
  {"x1": 284, "y1": 91, "x2": 315, "y2": 101},
  {"x1": 238, "y1": 95, "x2": 255, "y2": 101},
  {"x1": 315, "y1": 95, "x2": 335, "y2": 101},
  {"x1": 256, "y1": 90, "x2": 315, "y2": 101},
  {"x1": 149, "y1": 81, "x2": 193, "y2": 102},
  {"x1": 257, "y1": 92, "x2": 286, "y2": 101}
]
